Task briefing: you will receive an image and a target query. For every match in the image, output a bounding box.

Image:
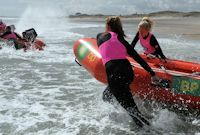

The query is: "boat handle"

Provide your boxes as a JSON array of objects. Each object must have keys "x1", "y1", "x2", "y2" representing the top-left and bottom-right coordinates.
[{"x1": 75, "y1": 58, "x2": 82, "y2": 66}]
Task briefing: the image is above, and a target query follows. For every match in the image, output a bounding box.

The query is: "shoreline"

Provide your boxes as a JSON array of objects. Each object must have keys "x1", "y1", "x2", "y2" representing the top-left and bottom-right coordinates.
[
  {"x1": 69, "y1": 11, "x2": 200, "y2": 19},
  {"x1": 69, "y1": 13, "x2": 200, "y2": 41}
]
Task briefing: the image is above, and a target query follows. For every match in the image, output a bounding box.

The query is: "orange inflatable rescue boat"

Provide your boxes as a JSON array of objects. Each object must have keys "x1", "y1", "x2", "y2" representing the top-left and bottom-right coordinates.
[
  {"x1": 32, "y1": 39, "x2": 46, "y2": 50},
  {"x1": 73, "y1": 38, "x2": 200, "y2": 110}
]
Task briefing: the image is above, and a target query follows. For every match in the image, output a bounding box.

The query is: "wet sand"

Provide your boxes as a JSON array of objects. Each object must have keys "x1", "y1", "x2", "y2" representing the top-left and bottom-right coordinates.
[
  {"x1": 69, "y1": 17, "x2": 200, "y2": 41},
  {"x1": 149, "y1": 17, "x2": 200, "y2": 40}
]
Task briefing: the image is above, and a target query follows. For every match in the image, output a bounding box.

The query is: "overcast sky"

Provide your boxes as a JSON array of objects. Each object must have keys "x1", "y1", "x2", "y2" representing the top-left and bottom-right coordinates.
[{"x1": 0, "y1": 0, "x2": 200, "y2": 17}]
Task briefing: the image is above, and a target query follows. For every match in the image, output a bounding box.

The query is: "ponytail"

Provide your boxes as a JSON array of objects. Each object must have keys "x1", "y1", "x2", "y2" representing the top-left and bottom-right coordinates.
[
  {"x1": 138, "y1": 17, "x2": 154, "y2": 31},
  {"x1": 106, "y1": 16, "x2": 126, "y2": 37}
]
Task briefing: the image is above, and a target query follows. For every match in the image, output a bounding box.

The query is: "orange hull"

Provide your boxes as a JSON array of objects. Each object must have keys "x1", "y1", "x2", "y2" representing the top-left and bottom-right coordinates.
[
  {"x1": 32, "y1": 39, "x2": 46, "y2": 50},
  {"x1": 73, "y1": 38, "x2": 200, "y2": 109},
  {"x1": 140, "y1": 54, "x2": 200, "y2": 74}
]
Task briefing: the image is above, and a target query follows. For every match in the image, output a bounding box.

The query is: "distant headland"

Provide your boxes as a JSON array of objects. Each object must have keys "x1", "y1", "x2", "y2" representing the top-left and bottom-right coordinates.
[{"x1": 69, "y1": 11, "x2": 200, "y2": 18}]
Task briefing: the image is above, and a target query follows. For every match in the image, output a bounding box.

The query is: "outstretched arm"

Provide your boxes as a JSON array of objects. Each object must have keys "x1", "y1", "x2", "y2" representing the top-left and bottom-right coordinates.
[
  {"x1": 14, "y1": 32, "x2": 23, "y2": 39},
  {"x1": 118, "y1": 36, "x2": 155, "y2": 76},
  {"x1": 150, "y1": 35, "x2": 166, "y2": 59},
  {"x1": 131, "y1": 32, "x2": 139, "y2": 48}
]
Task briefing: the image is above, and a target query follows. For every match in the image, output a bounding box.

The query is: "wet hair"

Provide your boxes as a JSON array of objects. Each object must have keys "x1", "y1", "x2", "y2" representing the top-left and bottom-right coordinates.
[
  {"x1": 138, "y1": 17, "x2": 154, "y2": 31},
  {"x1": 106, "y1": 16, "x2": 126, "y2": 37},
  {"x1": 6, "y1": 26, "x2": 11, "y2": 31}
]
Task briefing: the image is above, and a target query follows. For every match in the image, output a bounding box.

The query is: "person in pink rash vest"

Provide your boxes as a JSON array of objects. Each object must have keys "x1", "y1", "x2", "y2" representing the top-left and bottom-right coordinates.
[{"x1": 131, "y1": 17, "x2": 167, "y2": 62}]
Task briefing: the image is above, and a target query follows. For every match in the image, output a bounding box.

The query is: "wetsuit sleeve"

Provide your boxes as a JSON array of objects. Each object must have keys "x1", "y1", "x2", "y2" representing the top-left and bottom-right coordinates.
[
  {"x1": 118, "y1": 36, "x2": 155, "y2": 76},
  {"x1": 150, "y1": 35, "x2": 166, "y2": 59},
  {"x1": 96, "y1": 33, "x2": 102, "y2": 40},
  {"x1": 96, "y1": 32, "x2": 111, "y2": 47},
  {"x1": 131, "y1": 32, "x2": 139, "y2": 48}
]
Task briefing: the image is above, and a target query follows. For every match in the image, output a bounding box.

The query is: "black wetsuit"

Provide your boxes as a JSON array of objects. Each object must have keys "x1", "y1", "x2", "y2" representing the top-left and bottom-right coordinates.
[
  {"x1": 97, "y1": 33, "x2": 155, "y2": 127},
  {"x1": 131, "y1": 32, "x2": 166, "y2": 59}
]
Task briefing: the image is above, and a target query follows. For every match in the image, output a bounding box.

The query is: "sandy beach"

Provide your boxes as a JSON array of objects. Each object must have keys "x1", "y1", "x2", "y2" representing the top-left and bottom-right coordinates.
[
  {"x1": 147, "y1": 17, "x2": 200, "y2": 40},
  {"x1": 69, "y1": 15, "x2": 200, "y2": 41}
]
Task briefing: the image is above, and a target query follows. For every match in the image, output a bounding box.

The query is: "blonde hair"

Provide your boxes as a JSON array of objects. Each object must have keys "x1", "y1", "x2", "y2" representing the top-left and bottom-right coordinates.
[
  {"x1": 138, "y1": 17, "x2": 154, "y2": 31},
  {"x1": 106, "y1": 16, "x2": 125, "y2": 37}
]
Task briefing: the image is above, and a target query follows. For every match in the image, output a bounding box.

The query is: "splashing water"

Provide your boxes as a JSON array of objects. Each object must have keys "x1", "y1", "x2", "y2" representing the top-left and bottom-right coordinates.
[{"x1": 0, "y1": 5, "x2": 200, "y2": 135}]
